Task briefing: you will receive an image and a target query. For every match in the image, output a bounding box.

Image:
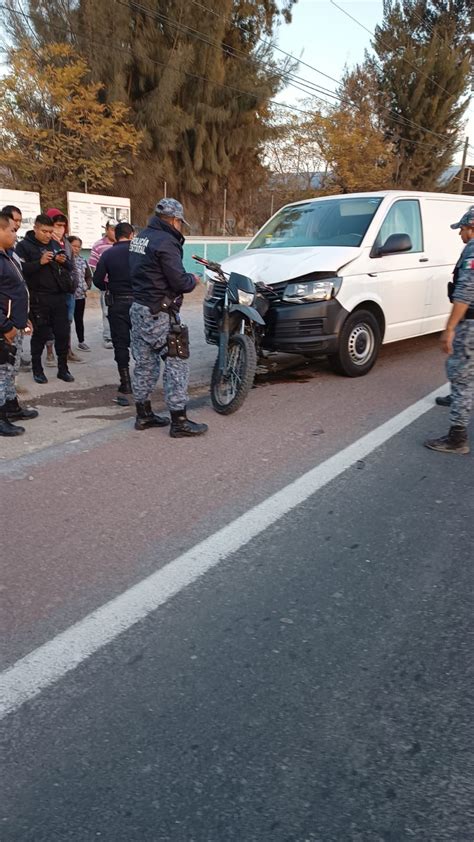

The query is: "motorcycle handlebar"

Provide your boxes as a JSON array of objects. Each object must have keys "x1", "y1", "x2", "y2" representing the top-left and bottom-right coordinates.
[{"x1": 192, "y1": 254, "x2": 224, "y2": 274}]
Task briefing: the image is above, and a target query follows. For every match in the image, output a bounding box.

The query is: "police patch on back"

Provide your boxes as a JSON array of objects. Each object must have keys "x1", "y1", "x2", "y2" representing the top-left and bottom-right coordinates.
[{"x1": 129, "y1": 236, "x2": 149, "y2": 255}]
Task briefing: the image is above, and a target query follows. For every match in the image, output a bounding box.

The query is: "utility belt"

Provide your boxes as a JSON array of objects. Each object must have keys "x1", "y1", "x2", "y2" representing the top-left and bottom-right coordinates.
[
  {"x1": 149, "y1": 295, "x2": 189, "y2": 360},
  {"x1": 104, "y1": 290, "x2": 134, "y2": 306},
  {"x1": 0, "y1": 336, "x2": 17, "y2": 366}
]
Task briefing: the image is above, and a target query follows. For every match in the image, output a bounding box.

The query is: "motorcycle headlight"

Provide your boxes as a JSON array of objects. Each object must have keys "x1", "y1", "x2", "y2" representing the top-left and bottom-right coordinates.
[
  {"x1": 205, "y1": 279, "x2": 215, "y2": 300},
  {"x1": 238, "y1": 289, "x2": 255, "y2": 306},
  {"x1": 283, "y1": 279, "x2": 339, "y2": 303}
]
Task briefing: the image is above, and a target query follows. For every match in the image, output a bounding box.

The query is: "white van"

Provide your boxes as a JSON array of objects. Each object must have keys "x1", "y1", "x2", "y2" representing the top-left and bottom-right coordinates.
[{"x1": 207, "y1": 191, "x2": 472, "y2": 376}]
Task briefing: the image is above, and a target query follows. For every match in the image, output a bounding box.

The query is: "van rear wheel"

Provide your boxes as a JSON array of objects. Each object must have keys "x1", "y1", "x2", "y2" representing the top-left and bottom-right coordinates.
[{"x1": 328, "y1": 310, "x2": 381, "y2": 377}]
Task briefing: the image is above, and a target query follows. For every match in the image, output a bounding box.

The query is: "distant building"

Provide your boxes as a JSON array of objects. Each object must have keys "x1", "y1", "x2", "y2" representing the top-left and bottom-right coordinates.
[{"x1": 439, "y1": 163, "x2": 474, "y2": 196}]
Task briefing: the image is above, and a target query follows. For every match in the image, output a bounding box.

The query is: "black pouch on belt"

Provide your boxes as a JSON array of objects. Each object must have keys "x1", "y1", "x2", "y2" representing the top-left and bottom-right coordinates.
[
  {"x1": 104, "y1": 288, "x2": 114, "y2": 306},
  {"x1": 0, "y1": 338, "x2": 17, "y2": 365},
  {"x1": 167, "y1": 323, "x2": 190, "y2": 359}
]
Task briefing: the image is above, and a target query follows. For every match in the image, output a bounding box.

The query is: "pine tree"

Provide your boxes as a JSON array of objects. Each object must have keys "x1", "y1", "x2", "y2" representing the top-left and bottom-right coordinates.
[{"x1": 370, "y1": 0, "x2": 471, "y2": 189}]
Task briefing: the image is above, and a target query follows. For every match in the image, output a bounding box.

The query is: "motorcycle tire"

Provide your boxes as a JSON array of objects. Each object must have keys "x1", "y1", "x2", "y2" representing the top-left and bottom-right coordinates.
[{"x1": 210, "y1": 334, "x2": 257, "y2": 415}]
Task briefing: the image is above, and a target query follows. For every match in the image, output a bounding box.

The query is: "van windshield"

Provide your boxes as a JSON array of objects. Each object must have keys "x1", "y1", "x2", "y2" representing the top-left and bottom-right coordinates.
[{"x1": 249, "y1": 197, "x2": 383, "y2": 249}]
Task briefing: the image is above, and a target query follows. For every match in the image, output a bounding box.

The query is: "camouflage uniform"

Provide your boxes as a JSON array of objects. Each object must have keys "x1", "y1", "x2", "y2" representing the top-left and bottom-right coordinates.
[
  {"x1": 130, "y1": 303, "x2": 189, "y2": 411},
  {"x1": 448, "y1": 237, "x2": 474, "y2": 429},
  {"x1": 0, "y1": 331, "x2": 23, "y2": 405}
]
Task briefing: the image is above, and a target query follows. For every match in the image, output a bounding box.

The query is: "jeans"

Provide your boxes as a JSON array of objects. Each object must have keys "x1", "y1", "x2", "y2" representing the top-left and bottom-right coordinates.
[
  {"x1": 66, "y1": 293, "x2": 75, "y2": 324},
  {"x1": 100, "y1": 291, "x2": 111, "y2": 341}
]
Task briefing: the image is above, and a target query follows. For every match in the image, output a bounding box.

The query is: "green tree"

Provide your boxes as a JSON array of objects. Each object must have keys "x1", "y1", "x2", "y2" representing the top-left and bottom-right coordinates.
[
  {"x1": 370, "y1": 0, "x2": 471, "y2": 189},
  {"x1": 0, "y1": 42, "x2": 142, "y2": 207}
]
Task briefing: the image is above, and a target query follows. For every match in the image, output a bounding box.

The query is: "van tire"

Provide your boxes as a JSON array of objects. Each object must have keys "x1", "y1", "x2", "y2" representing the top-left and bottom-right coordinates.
[{"x1": 328, "y1": 310, "x2": 381, "y2": 377}]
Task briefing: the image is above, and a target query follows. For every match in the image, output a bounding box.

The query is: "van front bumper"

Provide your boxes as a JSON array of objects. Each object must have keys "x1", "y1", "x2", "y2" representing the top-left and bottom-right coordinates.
[{"x1": 263, "y1": 298, "x2": 348, "y2": 355}]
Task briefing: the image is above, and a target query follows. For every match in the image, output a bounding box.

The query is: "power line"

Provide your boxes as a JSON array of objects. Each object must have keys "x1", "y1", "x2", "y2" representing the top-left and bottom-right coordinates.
[
  {"x1": 4, "y1": 0, "x2": 459, "y2": 150},
  {"x1": 1, "y1": 2, "x2": 315, "y2": 116},
  {"x1": 185, "y1": 0, "x2": 467, "y2": 149},
  {"x1": 330, "y1": 0, "x2": 462, "y2": 100},
  {"x1": 118, "y1": 0, "x2": 454, "y2": 149},
  {"x1": 189, "y1": 0, "x2": 342, "y2": 87},
  {"x1": 1, "y1": 1, "x2": 458, "y2": 154}
]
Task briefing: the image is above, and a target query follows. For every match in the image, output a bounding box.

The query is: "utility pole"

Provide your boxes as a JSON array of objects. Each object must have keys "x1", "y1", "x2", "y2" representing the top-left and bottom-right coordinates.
[
  {"x1": 458, "y1": 137, "x2": 469, "y2": 194},
  {"x1": 270, "y1": 192, "x2": 274, "y2": 217},
  {"x1": 163, "y1": 180, "x2": 167, "y2": 198},
  {"x1": 222, "y1": 187, "x2": 227, "y2": 236}
]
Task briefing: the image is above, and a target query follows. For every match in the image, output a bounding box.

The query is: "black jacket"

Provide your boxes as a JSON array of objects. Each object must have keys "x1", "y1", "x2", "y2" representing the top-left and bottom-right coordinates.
[
  {"x1": 0, "y1": 249, "x2": 29, "y2": 334},
  {"x1": 94, "y1": 240, "x2": 133, "y2": 296},
  {"x1": 129, "y1": 216, "x2": 196, "y2": 312},
  {"x1": 15, "y1": 230, "x2": 74, "y2": 300}
]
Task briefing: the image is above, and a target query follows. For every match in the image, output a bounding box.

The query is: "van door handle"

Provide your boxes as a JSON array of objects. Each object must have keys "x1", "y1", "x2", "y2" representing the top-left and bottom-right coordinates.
[{"x1": 419, "y1": 258, "x2": 429, "y2": 263}]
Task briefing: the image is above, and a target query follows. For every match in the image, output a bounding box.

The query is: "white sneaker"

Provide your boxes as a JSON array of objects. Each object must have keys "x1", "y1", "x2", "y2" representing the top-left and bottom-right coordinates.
[
  {"x1": 77, "y1": 342, "x2": 91, "y2": 352},
  {"x1": 103, "y1": 339, "x2": 113, "y2": 349}
]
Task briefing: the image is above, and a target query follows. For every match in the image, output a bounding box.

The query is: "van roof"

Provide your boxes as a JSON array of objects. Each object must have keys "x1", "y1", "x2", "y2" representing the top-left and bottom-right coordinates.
[{"x1": 282, "y1": 190, "x2": 473, "y2": 209}]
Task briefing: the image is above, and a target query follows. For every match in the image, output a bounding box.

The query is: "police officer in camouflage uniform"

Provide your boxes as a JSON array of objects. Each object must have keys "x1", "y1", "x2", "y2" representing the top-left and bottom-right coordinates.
[
  {"x1": 129, "y1": 198, "x2": 208, "y2": 437},
  {"x1": 425, "y1": 206, "x2": 474, "y2": 455},
  {"x1": 0, "y1": 212, "x2": 39, "y2": 437}
]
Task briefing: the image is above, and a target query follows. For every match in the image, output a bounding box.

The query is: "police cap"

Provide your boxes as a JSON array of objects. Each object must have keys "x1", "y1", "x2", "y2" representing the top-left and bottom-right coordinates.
[
  {"x1": 154, "y1": 198, "x2": 190, "y2": 227},
  {"x1": 450, "y1": 205, "x2": 474, "y2": 229}
]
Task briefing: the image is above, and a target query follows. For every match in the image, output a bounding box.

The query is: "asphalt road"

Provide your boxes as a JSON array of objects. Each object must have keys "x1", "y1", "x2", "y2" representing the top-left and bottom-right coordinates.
[{"x1": 1, "y1": 328, "x2": 473, "y2": 841}]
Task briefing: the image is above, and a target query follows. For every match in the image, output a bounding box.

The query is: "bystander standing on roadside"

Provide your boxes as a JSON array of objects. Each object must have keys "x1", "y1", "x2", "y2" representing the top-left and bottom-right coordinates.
[
  {"x1": 0, "y1": 212, "x2": 39, "y2": 437},
  {"x1": 68, "y1": 236, "x2": 93, "y2": 351},
  {"x1": 16, "y1": 214, "x2": 75, "y2": 384},
  {"x1": 1, "y1": 204, "x2": 32, "y2": 371},
  {"x1": 93, "y1": 222, "x2": 135, "y2": 405},
  {"x1": 425, "y1": 206, "x2": 474, "y2": 455},
  {"x1": 89, "y1": 220, "x2": 117, "y2": 348},
  {"x1": 46, "y1": 209, "x2": 83, "y2": 365},
  {"x1": 1, "y1": 204, "x2": 22, "y2": 254}
]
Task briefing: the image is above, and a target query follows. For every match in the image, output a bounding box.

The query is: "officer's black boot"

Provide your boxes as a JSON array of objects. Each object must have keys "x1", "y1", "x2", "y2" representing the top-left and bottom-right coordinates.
[
  {"x1": 169, "y1": 408, "x2": 208, "y2": 438},
  {"x1": 0, "y1": 404, "x2": 25, "y2": 437},
  {"x1": 424, "y1": 425, "x2": 469, "y2": 455},
  {"x1": 57, "y1": 354, "x2": 75, "y2": 383},
  {"x1": 435, "y1": 394, "x2": 452, "y2": 407},
  {"x1": 116, "y1": 367, "x2": 133, "y2": 407},
  {"x1": 134, "y1": 400, "x2": 170, "y2": 430},
  {"x1": 5, "y1": 397, "x2": 39, "y2": 420}
]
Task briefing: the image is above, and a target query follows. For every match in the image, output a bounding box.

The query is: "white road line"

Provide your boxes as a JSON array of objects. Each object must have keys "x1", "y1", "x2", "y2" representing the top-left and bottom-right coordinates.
[{"x1": 0, "y1": 384, "x2": 448, "y2": 720}]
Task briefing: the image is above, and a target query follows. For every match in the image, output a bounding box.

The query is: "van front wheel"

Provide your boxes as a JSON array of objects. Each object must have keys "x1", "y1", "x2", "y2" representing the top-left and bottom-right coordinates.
[{"x1": 328, "y1": 310, "x2": 381, "y2": 377}]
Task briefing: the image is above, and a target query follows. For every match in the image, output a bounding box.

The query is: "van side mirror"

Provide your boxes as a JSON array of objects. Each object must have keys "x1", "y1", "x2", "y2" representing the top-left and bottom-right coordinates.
[{"x1": 376, "y1": 233, "x2": 413, "y2": 256}]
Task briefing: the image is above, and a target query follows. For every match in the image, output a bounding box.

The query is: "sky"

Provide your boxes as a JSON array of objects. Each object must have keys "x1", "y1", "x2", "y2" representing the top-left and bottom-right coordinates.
[{"x1": 273, "y1": 0, "x2": 473, "y2": 164}]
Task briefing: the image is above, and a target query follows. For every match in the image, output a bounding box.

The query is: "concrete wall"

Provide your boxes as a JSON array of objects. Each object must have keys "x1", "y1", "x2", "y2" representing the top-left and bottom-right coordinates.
[{"x1": 82, "y1": 236, "x2": 250, "y2": 273}]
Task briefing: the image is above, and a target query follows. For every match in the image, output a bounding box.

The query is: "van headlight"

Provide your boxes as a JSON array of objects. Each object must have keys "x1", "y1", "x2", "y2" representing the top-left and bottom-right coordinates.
[
  {"x1": 283, "y1": 278, "x2": 340, "y2": 303},
  {"x1": 238, "y1": 289, "x2": 255, "y2": 306}
]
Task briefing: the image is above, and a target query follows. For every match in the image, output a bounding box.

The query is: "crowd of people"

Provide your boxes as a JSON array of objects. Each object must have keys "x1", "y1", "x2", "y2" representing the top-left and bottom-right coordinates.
[
  {"x1": 0, "y1": 197, "x2": 208, "y2": 439},
  {"x1": 0, "y1": 194, "x2": 472, "y2": 452}
]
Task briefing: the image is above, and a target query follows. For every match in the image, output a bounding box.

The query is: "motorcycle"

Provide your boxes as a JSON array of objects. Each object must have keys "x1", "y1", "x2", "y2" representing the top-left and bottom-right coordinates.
[{"x1": 194, "y1": 255, "x2": 273, "y2": 414}]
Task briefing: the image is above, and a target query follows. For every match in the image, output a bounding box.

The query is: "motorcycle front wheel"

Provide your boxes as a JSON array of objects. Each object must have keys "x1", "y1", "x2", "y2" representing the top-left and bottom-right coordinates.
[{"x1": 210, "y1": 334, "x2": 257, "y2": 415}]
